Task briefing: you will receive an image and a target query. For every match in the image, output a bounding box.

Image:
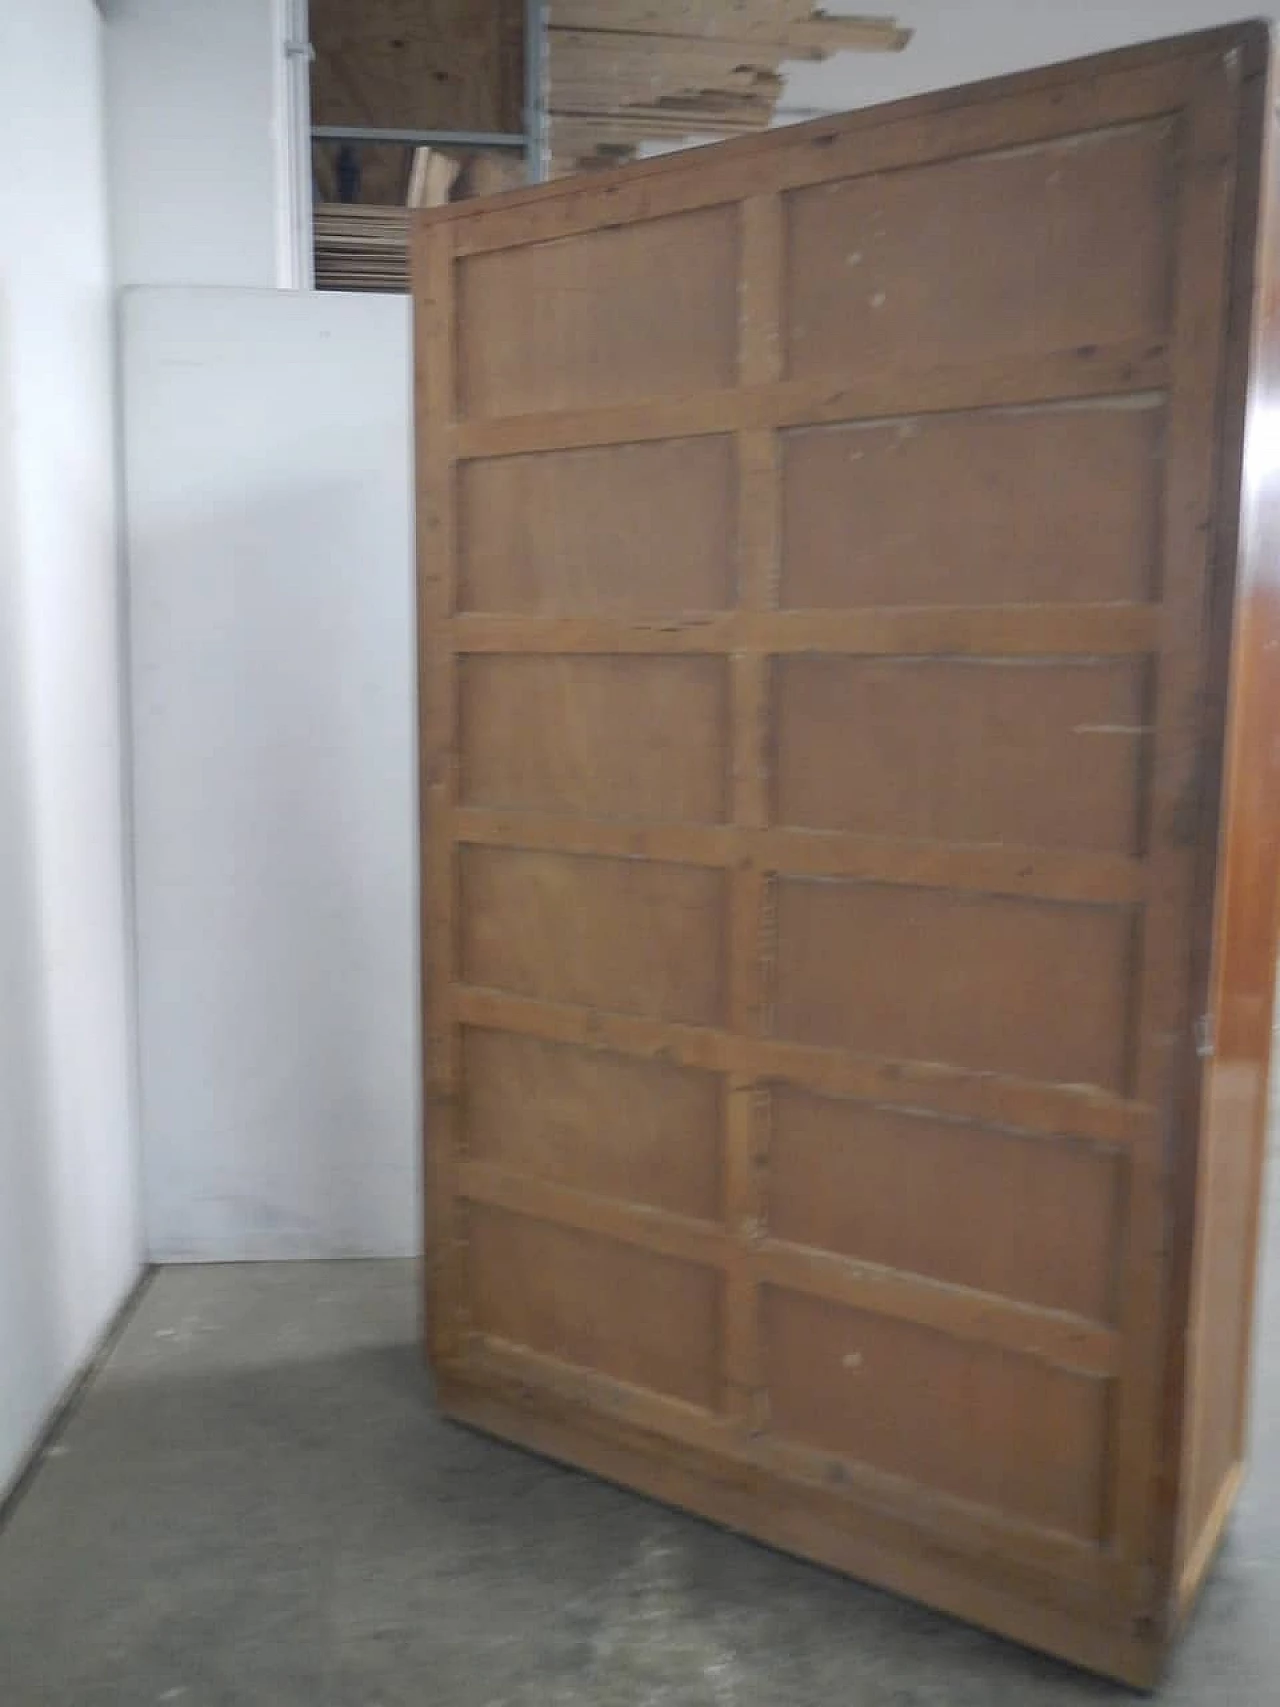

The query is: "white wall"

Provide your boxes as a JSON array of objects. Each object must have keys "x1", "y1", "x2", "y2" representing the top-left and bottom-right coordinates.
[
  {"x1": 0, "y1": 0, "x2": 141, "y2": 1497},
  {"x1": 122, "y1": 288, "x2": 419, "y2": 1261},
  {"x1": 102, "y1": 0, "x2": 309, "y2": 289}
]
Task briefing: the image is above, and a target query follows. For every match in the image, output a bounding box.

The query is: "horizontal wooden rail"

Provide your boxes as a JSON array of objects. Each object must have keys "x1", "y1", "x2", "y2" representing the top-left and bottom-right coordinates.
[
  {"x1": 453, "y1": 985, "x2": 1154, "y2": 1147},
  {"x1": 450, "y1": 604, "x2": 1160, "y2": 658},
  {"x1": 752, "y1": 1239, "x2": 1121, "y2": 1378},
  {"x1": 459, "y1": 1159, "x2": 725, "y2": 1267},
  {"x1": 439, "y1": 60, "x2": 1190, "y2": 256},
  {"x1": 453, "y1": 351, "x2": 1167, "y2": 458},
  {"x1": 458, "y1": 1160, "x2": 1120, "y2": 1380},
  {"x1": 456, "y1": 1338, "x2": 1130, "y2": 1593},
  {"x1": 451, "y1": 809, "x2": 1148, "y2": 906}
]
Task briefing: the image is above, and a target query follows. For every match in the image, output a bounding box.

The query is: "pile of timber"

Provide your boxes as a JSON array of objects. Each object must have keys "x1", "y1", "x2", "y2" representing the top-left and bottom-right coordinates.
[
  {"x1": 314, "y1": 203, "x2": 413, "y2": 292},
  {"x1": 314, "y1": 149, "x2": 523, "y2": 293},
  {"x1": 547, "y1": 4, "x2": 912, "y2": 174}
]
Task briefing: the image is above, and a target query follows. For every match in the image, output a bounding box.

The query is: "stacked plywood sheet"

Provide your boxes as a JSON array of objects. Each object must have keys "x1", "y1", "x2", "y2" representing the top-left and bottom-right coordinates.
[
  {"x1": 547, "y1": 3, "x2": 910, "y2": 173},
  {"x1": 314, "y1": 203, "x2": 413, "y2": 292},
  {"x1": 315, "y1": 151, "x2": 527, "y2": 293}
]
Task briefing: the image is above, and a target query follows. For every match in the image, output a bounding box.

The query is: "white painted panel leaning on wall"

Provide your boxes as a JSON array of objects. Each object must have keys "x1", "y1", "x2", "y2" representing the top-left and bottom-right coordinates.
[{"x1": 122, "y1": 287, "x2": 419, "y2": 1260}]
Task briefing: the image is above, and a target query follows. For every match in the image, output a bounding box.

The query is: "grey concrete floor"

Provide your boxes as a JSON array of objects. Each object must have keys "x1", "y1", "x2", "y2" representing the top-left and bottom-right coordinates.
[{"x1": 1, "y1": 1186, "x2": 1276, "y2": 1707}]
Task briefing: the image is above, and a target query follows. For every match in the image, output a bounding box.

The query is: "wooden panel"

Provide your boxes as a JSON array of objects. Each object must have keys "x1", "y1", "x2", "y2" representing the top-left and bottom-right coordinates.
[
  {"x1": 1173, "y1": 57, "x2": 1280, "y2": 1613},
  {"x1": 775, "y1": 658, "x2": 1149, "y2": 854},
  {"x1": 768, "y1": 1089, "x2": 1125, "y2": 1322},
  {"x1": 773, "y1": 880, "x2": 1138, "y2": 1091},
  {"x1": 460, "y1": 846, "x2": 727, "y2": 1025},
  {"x1": 459, "y1": 437, "x2": 736, "y2": 614},
  {"x1": 784, "y1": 123, "x2": 1175, "y2": 380},
  {"x1": 310, "y1": 0, "x2": 523, "y2": 134},
  {"x1": 780, "y1": 405, "x2": 1164, "y2": 608},
  {"x1": 459, "y1": 656, "x2": 729, "y2": 821},
  {"x1": 469, "y1": 1205, "x2": 723, "y2": 1409},
  {"x1": 762, "y1": 1287, "x2": 1111, "y2": 1540},
  {"x1": 1184, "y1": 1065, "x2": 1259, "y2": 1536},
  {"x1": 418, "y1": 25, "x2": 1274, "y2": 1686},
  {"x1": 462, "y1": 1029, "x2": 722, "y2": 1220},
  {"x1": 457, "y1": 207, "x2": 740, "y2": 417}
]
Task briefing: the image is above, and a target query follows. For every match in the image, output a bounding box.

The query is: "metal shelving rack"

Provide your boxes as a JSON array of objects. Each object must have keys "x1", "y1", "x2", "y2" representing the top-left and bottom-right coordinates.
[{"x1": 311, "y1": 0, "x2": 547, "y2": 188}]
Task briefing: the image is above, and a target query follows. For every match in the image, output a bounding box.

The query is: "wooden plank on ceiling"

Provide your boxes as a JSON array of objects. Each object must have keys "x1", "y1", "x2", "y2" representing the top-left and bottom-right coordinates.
[
  {"x1": 550, "y1": 4, "x2": 909, "y2": 51},
  {"x1": 546, "y1": 3, "x2": 910, "y2": 173}
]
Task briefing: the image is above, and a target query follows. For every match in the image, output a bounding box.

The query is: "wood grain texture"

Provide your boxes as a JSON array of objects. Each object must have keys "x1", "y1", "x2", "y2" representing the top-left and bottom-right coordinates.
[
  {"x1": 721, "y1": 192, "x2": 784, "y2": 1436},
  {"x1": 460, "y1": 845, "x2": 728, "y2": 1025},
  {"x1": 783, "y1": 122, "x2": 1176, "y2": 380},
  {"x1": 1107, "y1": 49, "x2": 1250, "y2": 1582},
  {"x1": 456, "y1": 206, "x2": 740, "y2": 417},
  {"x1": 310, "y1": 0, "x2": 523, "y2": 133},
  {"x1": 761, "y1": 1287, "x2": 1112, "y2": 1540},
  {"x1": 462, "y1": 1028, "x2": 723, "y2": 1219},
  {"x1": 453, "y1": 346, "x2": 1168, "y2": 456},
  {"x1": 451, "y1": 809, "x2": 1147, "y2": 905},
  {"x1": 772, "y1": 879, "x2": 1139, "y2": 1091},
  {"x1": 779, "y1": 405, "x2": 1165, "y2": 608},
  {"x1": 468, "y1": 1204, "x2": 724, "y2": 1409},
  {"x1": 545, "y1": 3, "x2": 910, "y2": 176},
  {"x1": 415, "y1": 220, "x2": 464, "y2": 1363},
  {"x1": 459, "y1": 437, "x2": 737, "y2": 614},
  {"x1": 452, "y1": 984, "x2": 1155, "y2": 1148},
  {"x1": 1172, "y1": 43, "x2": 1280, "y2": 1616},
  {"x1": 448, "y1": 605, "x2": 1159, "y2": 656},
  {"x1": 458, "y1": 655, "x2": 730, "y2": 822},
  {"x1": 767, "y1": 1089, "x2": 1126, "y2": 1323},
  {"x1": 416, "y1": 23, "x2": 1274, "y2": 1684},
  {"x1": 774, "y1": 657, "x2": 1151, "y2": 854}
]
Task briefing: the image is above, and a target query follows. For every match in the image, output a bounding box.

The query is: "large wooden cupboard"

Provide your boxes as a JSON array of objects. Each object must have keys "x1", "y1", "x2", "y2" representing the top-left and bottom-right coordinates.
[{"x1": 412, "y1": 24, "x2": 1280, "y2": 1685}]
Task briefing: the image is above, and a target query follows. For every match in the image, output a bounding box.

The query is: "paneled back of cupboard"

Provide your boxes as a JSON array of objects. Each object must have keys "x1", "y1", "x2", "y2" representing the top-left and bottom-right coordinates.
[{"x1": 411, "y1": 24, "x2": 1280, "y2": 1686}]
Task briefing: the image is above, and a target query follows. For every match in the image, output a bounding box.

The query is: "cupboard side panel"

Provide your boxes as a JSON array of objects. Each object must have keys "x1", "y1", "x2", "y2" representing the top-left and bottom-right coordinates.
[{"x1": 1176, "y1": 56, "x2": 1280, "y2": 1615}]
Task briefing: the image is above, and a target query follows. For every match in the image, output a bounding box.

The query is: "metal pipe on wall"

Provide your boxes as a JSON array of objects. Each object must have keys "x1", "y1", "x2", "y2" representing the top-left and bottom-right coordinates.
[{"x1": 524, "y1": 0, "x2": 548, "y2": 182}]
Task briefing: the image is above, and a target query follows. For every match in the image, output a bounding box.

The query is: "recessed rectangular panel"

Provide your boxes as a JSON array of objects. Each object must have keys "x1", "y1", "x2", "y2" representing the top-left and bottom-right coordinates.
[
  {"x1": 775, "y1": 658, "x2": 1148, "y2": 854},
  {"x1": 459, "y1": 437, "x2": 736, "y2": 615},
  {"x1": 769, "y1": 1089, "x2": 1125, "y2": 1322},
  {"x1": 470, "y1": 1205, "x2": 723, "y2": 1409},
  {"x1": 780, "y1": 406, "x2": 1164, "y2": 608},
  {"x1": 460, "y1": 656, "x2": 729, "y2": 823},
  {"x1": 784, "y1": 123, "x2": 1174, "y2": 378},
  {"x1": 763, "y1": 1287, "x2": 1110, "y2": 1539},
  {"x1": 463, "y1": 1029, "x2": 722, "y2": 1220},
  {"x1": 457, "y1": 207, "x2": 740, "y2": 417},
  {"x1": 773, "y1": 879, "x2": 1137, "y2": 1091},
  {"x1": 461, "y1": 847, "x2": 727, "y2": 1025}
]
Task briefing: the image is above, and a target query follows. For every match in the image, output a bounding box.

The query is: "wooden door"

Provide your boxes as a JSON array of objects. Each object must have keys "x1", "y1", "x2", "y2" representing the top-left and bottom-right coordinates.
[{"x1": 414, "y1": 24, "x2": 1270, "y2": 1686}]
